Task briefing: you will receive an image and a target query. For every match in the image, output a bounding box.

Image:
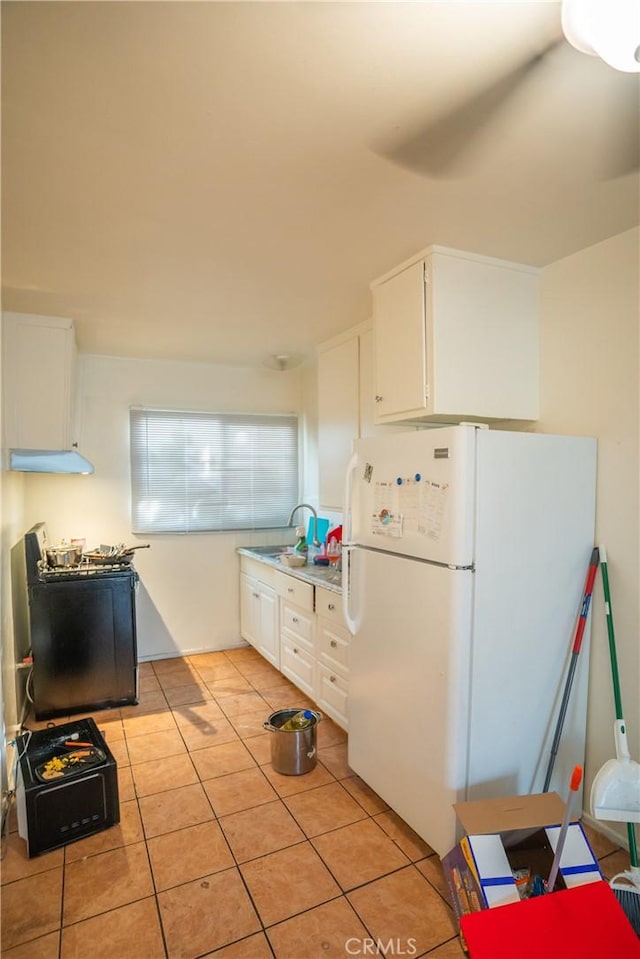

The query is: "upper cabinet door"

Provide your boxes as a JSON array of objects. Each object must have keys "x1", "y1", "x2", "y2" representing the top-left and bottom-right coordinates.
[
  {"x1": 371, "y1": 246, "x2": 539, "y2": 424},
  {"x1": 2, "y1": 313, "x2": 76, "y2": 450},
  {"x1": 372, "y1": 260, "x2": 427, "y2": 420},
  {"x1": 317, "y1": 335, "x2": 360, "y2": 510}
]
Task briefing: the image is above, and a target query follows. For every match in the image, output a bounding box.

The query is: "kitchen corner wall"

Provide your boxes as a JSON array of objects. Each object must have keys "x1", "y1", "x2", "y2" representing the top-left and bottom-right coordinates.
[
  {"x1": 538, "y1": 226, "x2": 639, "y2": 843},
  {"x1": 19, "y1": 354, "x2": 310, "y2": 662}
]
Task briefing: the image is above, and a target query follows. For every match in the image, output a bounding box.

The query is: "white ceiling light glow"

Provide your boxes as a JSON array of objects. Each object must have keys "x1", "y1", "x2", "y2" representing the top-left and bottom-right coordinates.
[
  {"x1": 562, "y1": 0, "x2": 640, "y2": 73},
  {"x1": 263, "y1": 353, "x2": 304, "y2": 372}
]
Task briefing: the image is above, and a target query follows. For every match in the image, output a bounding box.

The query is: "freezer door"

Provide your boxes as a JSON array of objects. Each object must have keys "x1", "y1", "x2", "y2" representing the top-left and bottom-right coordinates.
[
  {"x1": 350, "y1": 425, "x2": 476, "y2": 566},
  {"x1": 347, "y1": 547, "x2": 473, "y2": 858}
]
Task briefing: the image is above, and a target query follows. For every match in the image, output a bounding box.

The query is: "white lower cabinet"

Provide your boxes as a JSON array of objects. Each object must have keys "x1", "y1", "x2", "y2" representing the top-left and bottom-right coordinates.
[
  {"x1": 316, "y1": 664, "x2": 349, "y2": 730},
  {"x1": 314, "y1": 586, "x2": 350, "y2": 729},
  {"x1": 281, "y1": 632, "x2": 315, "y2": 698},
  {"x1": 275, "y1": 571, "x2": 316, "y2": 699},
  {"x1": 280, "y1": 599, "x2": 315, "y2": 698},
  {"x1": 239, "y1": 559, "x2": 279, "y2": 669},
  {"x1": 240, "y1": 556, "x2": 351, "y2": 730}
]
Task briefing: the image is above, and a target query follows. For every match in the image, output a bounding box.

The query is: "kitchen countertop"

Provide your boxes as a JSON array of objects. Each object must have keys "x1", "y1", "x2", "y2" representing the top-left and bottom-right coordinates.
[{"x1": 237, "y1": 546, "x2": 342, "y2": 595}]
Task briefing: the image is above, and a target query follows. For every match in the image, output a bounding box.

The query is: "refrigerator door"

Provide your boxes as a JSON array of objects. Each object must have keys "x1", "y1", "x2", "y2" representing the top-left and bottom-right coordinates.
[
  {"x1": 347, "y1": 546, "x2": 473, "y2": 858},
  {"x1": 349, "y1": 425, "x2": 476, "y2": 566}
]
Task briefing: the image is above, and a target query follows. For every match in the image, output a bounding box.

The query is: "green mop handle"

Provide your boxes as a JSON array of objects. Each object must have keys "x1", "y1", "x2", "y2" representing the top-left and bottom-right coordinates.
[{"x1": 600, "y1": 546, "x2": 638, "y2": 868}]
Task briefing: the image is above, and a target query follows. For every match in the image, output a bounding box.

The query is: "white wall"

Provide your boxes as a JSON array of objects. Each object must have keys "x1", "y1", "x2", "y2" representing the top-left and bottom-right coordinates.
[
  {"x1": 21, "y1": 354, "x2": 306, "y2": 661},
  {"x1": 537, "y1": 226, "x2": 639, "y2": 841}
]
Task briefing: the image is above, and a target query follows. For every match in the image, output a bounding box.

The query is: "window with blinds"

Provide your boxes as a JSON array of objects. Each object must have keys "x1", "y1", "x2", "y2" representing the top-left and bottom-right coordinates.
[{"x1": 130, "y1": 408, "x2": 299, "y2": 534}]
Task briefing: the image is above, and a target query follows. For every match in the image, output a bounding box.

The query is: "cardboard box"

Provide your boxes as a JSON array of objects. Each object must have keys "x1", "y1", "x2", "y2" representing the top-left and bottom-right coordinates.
[{"x1": 441, "y1": 792, "x2": 602, "y2": 926}]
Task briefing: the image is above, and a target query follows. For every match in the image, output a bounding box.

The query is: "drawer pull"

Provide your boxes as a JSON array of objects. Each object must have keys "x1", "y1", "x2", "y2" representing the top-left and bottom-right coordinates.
[
  {"x1": 328, "y1": 603, "x2": 335, "y2": 611},
  {"x1": 292, "y1": 616, "x2": 299, "y2": 624},
  {"x1": 330, "y1": 675, "x2": 337, "y2": 683},
  {"x1": 287, "y1": 587, "x2": 294, "y2": 593},
  {"x1": 252, "y1": 592, "x2": 260, "y2": 599},
  {"x1": 330, "y1": 640, "x2": 338, "y2": 648},
  {"x1": 293, "y1": 647, "x2": 298, "y2": 654}
]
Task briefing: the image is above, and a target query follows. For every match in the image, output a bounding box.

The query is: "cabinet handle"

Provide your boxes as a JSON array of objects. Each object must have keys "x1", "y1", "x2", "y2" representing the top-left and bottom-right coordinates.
[
  {"x1": 287, "y1": 587, "x2": 294, "y2": 593},
  {"x1": 292, "y1": 616, "x2": 299, "y2": 624},
  {"x1": 252, "y1": 593, "x2": 260, "y2": 599},
  {"x1": 330, "y1": 640, "x2": 338, "y2": 648},
  {"x1": 330, "y1": 675, "x2": 337, "y2": 683},
  {"x1": 328, "y1": 603, "x2": 335, "y2": 611},
  {"x1": 293, "y1": 647, "x2": 298, "y2": 654},
  {"x1": 375, "y1": 395, "x2": 383, "y2": 403}
]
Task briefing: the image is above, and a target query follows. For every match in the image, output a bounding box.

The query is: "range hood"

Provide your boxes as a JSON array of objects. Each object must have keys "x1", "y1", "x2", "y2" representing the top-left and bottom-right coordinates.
[{"x1": 9, "y1": 449, "x2": 95, "y2": 475}]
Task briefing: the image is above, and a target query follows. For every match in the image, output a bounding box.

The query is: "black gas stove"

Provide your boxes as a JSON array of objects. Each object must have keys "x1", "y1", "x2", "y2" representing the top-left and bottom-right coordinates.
[
  {"x1": 24, "y1": 523, "x2": 139, "y2": 719},
  {"x1": 25, "y1": 524, "x2": 137, "y2": 585}
]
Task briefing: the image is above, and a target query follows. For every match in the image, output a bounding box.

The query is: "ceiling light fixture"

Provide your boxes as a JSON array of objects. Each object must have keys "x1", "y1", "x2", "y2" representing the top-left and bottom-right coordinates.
[
  {"x1": 263, "y1": 352, "x2": 304, "y2": 372},
  {"x1": 562, "y1": 0, "x2": 640, "y2": 73}
]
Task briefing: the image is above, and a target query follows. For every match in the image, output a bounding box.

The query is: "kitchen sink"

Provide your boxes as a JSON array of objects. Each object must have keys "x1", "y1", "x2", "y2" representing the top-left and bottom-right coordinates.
[{"x1": 244, "y1": 545, "x2": 290, "y2": 556}]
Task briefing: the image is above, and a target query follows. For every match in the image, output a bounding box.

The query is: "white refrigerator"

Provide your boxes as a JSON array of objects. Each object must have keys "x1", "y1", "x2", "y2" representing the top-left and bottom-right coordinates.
[{"x1": 342, "y1": 424, "x2": 597, "y2": 858}]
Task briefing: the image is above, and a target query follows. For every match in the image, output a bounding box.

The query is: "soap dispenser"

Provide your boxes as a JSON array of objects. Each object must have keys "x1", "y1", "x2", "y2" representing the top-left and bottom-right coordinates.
[{"x1": 294, "y1": 525, "x2": 308, "y2": 554}]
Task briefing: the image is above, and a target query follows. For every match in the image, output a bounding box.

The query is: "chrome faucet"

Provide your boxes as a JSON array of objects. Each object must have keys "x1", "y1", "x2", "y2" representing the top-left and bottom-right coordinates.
[{"x1": 287, "y1": 503, "x2": 320, "y2": 547}]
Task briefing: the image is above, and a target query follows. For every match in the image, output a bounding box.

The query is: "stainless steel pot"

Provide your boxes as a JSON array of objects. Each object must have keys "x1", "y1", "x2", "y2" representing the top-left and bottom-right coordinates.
[
  {"x1": 46, "y1": 545, "x2": 83, "y2": 568},
  {"x1": 263, "y1": 708, "x2": 322, "y2": 775}
]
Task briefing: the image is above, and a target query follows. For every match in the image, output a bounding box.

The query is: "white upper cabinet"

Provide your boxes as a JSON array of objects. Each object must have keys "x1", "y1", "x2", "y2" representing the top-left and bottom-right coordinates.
[
  {"x1": 371, "y1": 246, "x2": 540, "y2": 424},
  {"x1": 316, "y1": 325, "x2": 365, "y2": 510},
  {"x1": 317, "y1": 322, "x2": 408, "y2": 510},
  {"x1": 2, "y1": 312, "x2": 78, "y2": 450}
]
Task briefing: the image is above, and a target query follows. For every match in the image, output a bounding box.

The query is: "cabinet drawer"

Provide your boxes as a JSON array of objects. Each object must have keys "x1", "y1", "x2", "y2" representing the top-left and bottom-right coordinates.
[
  {"x1": 240, "y1": 556, "x2": 276, "y2": 587},
  {"x1": 281, "y1": 602, "x2": 314, "y2": 645},
  {"x1": 315, "y1": 587, "x2": 344, "y2": 626},
  {"x1": 316, "y1": 664, "x2": 348, "y2": 730},
  {"x1": 317, "y1": 620, "x2": 350, "y2": 675},
  {"x1": 274, "y1": 570, "x2": 314, "y2": 611},
  {"x1": 281, "y1": 635, "x2": 314, "y2": 697}
]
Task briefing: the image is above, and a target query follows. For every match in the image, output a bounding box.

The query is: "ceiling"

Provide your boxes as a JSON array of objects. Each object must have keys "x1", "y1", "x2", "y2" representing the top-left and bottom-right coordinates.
[{"x1": 2, "y1": 1, "x2": 639, "y2": 368}]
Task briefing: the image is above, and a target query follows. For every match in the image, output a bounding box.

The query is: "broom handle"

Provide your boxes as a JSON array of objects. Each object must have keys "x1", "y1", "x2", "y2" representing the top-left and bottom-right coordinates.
[
  {"x1": 547, "y1": 765, "x2": 582, "y2": 893},
  {"x1": 543, "y1": 548, "x2": 599, "y2": 792},
  {"x1": 599, "y1": 546, "x2": 638, "y2": 869}
]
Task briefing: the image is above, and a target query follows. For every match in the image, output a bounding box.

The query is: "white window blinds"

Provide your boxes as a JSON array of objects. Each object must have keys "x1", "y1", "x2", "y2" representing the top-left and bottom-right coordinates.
[{"x1": 130, "y1": 408, "x2": 299, "y2": 534}]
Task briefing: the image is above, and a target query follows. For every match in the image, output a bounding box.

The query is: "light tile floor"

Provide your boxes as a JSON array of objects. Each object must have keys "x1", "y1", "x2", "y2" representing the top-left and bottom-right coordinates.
[{"x1": 1, "y1": 647, "x2": 629, "y2": 959}]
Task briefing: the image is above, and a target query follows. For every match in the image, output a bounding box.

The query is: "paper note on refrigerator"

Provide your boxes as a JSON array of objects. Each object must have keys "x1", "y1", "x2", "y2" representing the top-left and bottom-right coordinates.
[
  {"x1": 371, "y1": 481, "x2": 403, "y2": 537},
  {"x1": 392, "y1": 477, "x2": 419, "y2": 534},
  {"x1": 418, "y1": 479, "x2": 449, "y2": 541}
]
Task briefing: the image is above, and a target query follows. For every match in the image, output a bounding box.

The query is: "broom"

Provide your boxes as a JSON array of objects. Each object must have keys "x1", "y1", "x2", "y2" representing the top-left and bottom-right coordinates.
[{"x1": 592, "y1": 546, "x2": 640, "y2": 934}]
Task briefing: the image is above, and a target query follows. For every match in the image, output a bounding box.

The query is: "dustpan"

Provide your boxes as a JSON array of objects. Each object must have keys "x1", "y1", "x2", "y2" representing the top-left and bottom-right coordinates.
[
  {"x1": 590, "y1": 547, "x2": 640, "y2": 823},
  {"x1": 591, "y1": 720, "x2": 640, "y2": 822}
]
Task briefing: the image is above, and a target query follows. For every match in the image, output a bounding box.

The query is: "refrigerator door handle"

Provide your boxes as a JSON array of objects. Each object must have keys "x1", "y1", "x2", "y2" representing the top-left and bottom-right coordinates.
[
  {"x1": 342, "y1": 544, "x2": 359, "y2": 635},
  {"x1": 343, "y1": 450, "x2": 358, "y2": 546},
  {"x1": 342, "y1": 451, "x2": 359, "y2": 634}
]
